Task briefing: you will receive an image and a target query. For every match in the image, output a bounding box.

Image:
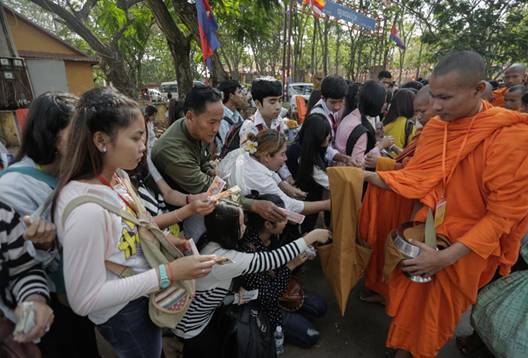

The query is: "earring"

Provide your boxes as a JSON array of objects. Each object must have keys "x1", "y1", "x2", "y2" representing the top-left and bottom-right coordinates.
[{"x1": 101, "y1": 146, "x2": 107, "y2": 153}]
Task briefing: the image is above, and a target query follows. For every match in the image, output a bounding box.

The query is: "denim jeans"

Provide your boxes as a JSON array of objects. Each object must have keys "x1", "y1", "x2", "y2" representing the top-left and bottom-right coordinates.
[
  {"x1": 282, "y1": 290, "x2": 327, "y2": 348},
  {"x1": 97, "y1": 297, "x2": 162, "y2": 358}
]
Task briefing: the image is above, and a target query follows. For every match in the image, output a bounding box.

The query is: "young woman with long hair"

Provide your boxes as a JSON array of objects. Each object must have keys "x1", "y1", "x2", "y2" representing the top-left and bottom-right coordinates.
[{"x1": 53, "y1": 87, "x2": 217, "y2": 357}]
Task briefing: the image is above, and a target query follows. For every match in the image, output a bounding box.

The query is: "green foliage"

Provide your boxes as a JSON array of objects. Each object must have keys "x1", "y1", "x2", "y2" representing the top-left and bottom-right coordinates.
[{"x1": 421, "y1": 0, "x2": 528, "y2": 76}]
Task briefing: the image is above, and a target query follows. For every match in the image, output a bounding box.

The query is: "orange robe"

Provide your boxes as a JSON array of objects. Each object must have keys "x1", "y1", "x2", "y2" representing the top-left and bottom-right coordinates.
[
  {"x1": 361, "y1": 102, "x2": 528, "y2": 357},
  {"x1": 492, "y1": 87, "x2": 508, "y2": 107}
]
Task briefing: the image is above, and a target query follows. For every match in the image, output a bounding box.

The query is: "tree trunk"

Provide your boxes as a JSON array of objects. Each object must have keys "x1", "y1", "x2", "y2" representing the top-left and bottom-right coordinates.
[
  {"x1": 167, "y1": 39, "x2": 193, "y2": 98},
  {"x1": 335, "y1": 26, "x2": 341, "y2": 75},
  {"x1": 310, "y1": 17, "x2": 318, "y2": 75},
  {"x1": 146, "y1": 0, "x2": 194, "y2": 96},
  {"x1": 415, "y1": 41, "x2": 423, "y2": 79},
  {"x1": 322, "y1": 18, "x2": 329, "y2": 77}
]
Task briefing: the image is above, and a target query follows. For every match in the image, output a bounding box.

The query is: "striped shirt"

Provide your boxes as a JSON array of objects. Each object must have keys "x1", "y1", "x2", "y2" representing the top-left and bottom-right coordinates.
[
  {"x1": 173, "y1": 237, "x2": 307, "y2": 339},
  {"x1": 0, "y1": 201, "x2": 49, "y2": 311}
]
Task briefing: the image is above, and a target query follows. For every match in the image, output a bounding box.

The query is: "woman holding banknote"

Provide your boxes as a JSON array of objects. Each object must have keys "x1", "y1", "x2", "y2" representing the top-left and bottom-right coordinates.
[
  {"x1": 174, "y1": 201, "x2": 330, "y2": 357},
  {"x1": 219, "y1": 129, "x2": 330, "y2": 216}
]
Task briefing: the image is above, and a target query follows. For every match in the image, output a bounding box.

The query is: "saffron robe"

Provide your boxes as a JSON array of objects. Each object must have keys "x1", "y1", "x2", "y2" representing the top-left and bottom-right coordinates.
[{"x1": 360, "y1": 102, "x2": 528, "y2": 357}]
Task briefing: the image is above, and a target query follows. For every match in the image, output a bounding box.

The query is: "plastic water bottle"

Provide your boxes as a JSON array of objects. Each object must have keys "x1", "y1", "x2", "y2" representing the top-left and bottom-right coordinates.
[{"x1": 275, "y1": 325, "x2": 284, "y2": 355}]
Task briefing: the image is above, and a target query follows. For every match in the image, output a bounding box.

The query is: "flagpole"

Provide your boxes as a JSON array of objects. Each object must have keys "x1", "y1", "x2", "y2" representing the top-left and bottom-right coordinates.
[{"x1": 286, "y1": 0, "x2": 294, "y2": 85}]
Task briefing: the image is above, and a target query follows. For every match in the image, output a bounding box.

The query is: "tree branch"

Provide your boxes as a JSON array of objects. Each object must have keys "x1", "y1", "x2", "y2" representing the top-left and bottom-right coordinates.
[
  {"x1": 29, "y1": 0, "x2": 112, "y2": 58},
  {"x1": 145, "y1": 0, "x2": 188, "y2": 46}
]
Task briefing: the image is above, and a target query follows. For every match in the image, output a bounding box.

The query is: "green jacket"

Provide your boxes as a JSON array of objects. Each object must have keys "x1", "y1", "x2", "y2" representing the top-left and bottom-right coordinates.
[{"x1": 151, "y1": 118, "x2": 214, "y2": 194}]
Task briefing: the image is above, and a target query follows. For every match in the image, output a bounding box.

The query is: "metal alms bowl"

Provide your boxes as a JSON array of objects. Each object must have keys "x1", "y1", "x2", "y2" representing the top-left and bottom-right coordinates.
[
  {"x1": 392, "y1": 230, "x2": 421, "y2": 259},
  {"x1": 391, "y1": 222, "x2": 432, "y2": 283}
]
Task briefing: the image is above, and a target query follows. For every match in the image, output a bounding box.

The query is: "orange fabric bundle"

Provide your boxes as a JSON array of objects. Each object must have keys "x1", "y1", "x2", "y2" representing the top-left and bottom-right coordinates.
[{"x1": 320, "y1": 167, "x2": 371, "y2": 316}]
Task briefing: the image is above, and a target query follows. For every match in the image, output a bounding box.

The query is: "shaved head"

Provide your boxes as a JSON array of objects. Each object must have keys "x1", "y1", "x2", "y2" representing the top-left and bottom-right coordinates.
[
  {"x1": 415, "y1": 85, "x2": 431, "y2": 103},
  {"x1": 432, "y1": 51, "x2": 485, "y2": 87},
  {"x1": 504, "y1": 85, "x2": 525, "y2": 111},
  {"x1": 413, "y1": 85, "x2": 433, "y2": 126},
  {"x1": 483, "y1": 81, "x2": 494, "y2": 102},
  {"x1": 505, "y1": 63, "x2": 526, "y2": 75},
  {"x1": 429, "y1": 51, "x2": 487, "y2": 121},
  {"x1": 504, "y1": 63, "x2": 526, "y2": 87}
]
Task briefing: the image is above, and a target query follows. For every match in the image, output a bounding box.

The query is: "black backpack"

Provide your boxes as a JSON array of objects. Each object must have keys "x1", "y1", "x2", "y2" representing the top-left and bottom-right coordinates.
[
  {"x1": 345, "y1": 116, "x2": 376, "y2": 156},
  {"x1": 403, "y1": 118, "x2": 415, "y2": 148},
  {"x1": 220, "y1": 121, "x2": 244, "y2": 158}
]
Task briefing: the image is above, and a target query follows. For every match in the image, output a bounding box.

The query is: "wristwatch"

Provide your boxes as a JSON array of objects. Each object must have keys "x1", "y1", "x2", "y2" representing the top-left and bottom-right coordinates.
[{"x1": 158, "y1": 264, "x2": 170, "y2": 289}]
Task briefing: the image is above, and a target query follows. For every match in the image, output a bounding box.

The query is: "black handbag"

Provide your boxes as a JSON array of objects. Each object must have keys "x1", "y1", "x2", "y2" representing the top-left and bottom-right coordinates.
[{"x1": 225, "y1": 303, "x2": 276, "y2": 358}]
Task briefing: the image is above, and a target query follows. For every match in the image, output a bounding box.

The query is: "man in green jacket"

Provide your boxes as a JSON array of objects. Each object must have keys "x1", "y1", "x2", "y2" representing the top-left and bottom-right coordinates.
[{"x1": 152, "y1": 85, "x2": 286, "y2": 240}]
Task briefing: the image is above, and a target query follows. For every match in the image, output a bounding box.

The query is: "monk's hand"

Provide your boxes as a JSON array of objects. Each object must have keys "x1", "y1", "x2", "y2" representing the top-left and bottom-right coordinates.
[{"x1": 400, "y1": 241, "x2": 450, "y2": 277}]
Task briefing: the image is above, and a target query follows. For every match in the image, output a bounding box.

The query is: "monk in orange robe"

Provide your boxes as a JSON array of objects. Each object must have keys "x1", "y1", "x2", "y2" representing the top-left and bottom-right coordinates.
[
  {"x1": 362, "y1": 51, "x2": 528, "y2": 358},
  {"x1": 360, "y1": 86, "x2": 434, "y2": 301},
  {"x1": 492, "y1": 63, "x2": 526, "y2": 107}
]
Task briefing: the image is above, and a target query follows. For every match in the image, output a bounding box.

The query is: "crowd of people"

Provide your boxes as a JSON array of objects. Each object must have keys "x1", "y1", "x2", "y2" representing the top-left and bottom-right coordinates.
[{"x1": 1, "y1": 50, "x2": 528, "y2": 358}]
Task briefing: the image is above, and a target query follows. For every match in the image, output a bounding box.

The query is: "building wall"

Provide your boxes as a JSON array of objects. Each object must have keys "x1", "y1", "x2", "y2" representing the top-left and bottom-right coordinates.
[
  {"x1": 25, "y1": 59, "x2": 69, "y2": 96},
  {"x1": 65, "y1": 61, "x2": 94, "y2": 96},
  {"x1": 5, "y1": 11, "x2": 76, "y2": 55}
]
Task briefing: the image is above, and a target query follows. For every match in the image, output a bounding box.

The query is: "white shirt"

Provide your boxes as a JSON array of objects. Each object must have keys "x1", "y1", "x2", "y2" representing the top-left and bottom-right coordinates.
[
  {"x1": 239, "y1": 110, "x2": 285, "y2": 146},
  {"x1": 239, "y1": 110, "x2": 292, "y2": 181},
  {"x1": 55, "y1": 180, "x2": 158, "y2": 324},
  {"x1": 309, "y1": 100, "x2": 340, "y2": 162},
  {"x1": 227, "y1": 151, "x2": 304, "y2": 213}
]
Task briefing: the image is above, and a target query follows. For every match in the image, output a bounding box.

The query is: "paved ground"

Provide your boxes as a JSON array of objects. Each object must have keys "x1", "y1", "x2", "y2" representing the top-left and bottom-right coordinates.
[{"x1": 283, "y1": 258, "x2": 467, "y2": 358}]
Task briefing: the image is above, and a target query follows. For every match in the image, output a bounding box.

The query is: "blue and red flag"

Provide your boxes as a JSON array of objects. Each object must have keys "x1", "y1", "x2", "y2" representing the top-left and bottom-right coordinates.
[
  {"x1": 302, "y1": 0, "x2": 326, "y2": 17},
  {"x1": 390, "y1": 24, "x2": 406, "y2": 50},
  {"x1": 196, "y1": 0, "x2": 220, "y2": 70}
]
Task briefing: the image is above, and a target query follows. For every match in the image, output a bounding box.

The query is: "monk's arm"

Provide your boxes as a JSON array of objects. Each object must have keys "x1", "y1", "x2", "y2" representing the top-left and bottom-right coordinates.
[
  {"x1": 439, "y1": 243, "x2": 471, "y2": 266},
  {"x1": 363, "y1": 171, "x2": 391, "y2": 191}
]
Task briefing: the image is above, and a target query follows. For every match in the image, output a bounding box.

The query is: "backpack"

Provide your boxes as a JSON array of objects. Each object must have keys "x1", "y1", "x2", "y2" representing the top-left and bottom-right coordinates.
[
  {"x1": 220, "y1": 121, "x2": 244, "y2": 158},
  {"x1": 61, "y1": 195, "x2": 195, "y2": 329},
  {"x1": 0, "y1": 166, "x2": 57, "y2": 189},
  {"x1": 403, "y1": 118, "x2": 415, "y2": 148},
  {"x1": 345, "y1": 117, "x2": 376, "y2": 156}
]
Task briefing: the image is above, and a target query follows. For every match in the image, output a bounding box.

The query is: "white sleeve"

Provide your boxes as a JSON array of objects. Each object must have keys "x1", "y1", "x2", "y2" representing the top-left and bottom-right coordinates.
[
  {"x1": 247, "y1": 173, "x2": 304, "y2": 213},
  {"x1": 62, "y1": 203, "x2": 159, "y2": 316},
  {"x1": 313, "y1": 166, "x2": 330, "y2": 190},
  {"x1": 325, "y1": 146, "x2": 339, "y2": 163}
]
